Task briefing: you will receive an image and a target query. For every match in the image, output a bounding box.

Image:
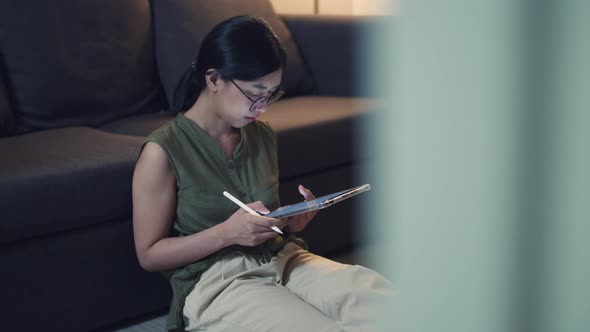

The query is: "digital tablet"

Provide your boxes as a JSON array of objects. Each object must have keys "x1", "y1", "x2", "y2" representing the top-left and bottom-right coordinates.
[{"x1": 266, "y1": 184, "x2": 371, "y2": 219}]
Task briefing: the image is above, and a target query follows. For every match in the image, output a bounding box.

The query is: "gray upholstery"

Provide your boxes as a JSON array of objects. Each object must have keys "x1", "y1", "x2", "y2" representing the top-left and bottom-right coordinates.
[
  {"x1": 2, "y1": 218, "x2": 170, "y2": 331},
  {"x1": 284, "y1": 15, "x2": 379, "y2": 96},
  {"x1": 100, "y1": 111, "x2": 176, "y2": 137},
  {"x1": 0, "y1": 127, "x2": 143, "y2": 244},
  {"x1": 262, "y1": 96, "x2": 375, "y2": 178},
  {"x1": 0, "y1": 0, "x2": 165, "y2": 133}
]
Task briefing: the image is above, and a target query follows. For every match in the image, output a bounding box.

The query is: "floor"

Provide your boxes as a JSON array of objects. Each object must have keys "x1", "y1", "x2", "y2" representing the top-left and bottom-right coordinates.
[{"x1": 112, "y1": 248, "x2": 369, "y2": 331}]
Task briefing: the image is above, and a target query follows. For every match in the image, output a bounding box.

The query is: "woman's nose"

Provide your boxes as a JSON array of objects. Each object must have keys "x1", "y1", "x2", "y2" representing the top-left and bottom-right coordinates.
[{"x1": 253, "y1": 103, "x2": 268, "y2": 113}]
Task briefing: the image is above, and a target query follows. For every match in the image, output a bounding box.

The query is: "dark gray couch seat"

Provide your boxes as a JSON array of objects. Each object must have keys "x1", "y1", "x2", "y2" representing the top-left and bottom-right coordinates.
[
  {"x1": 262, "y1": 96, "x2": 375, "y2": 179},
  {"x1": 0, "y1": 127, "x2": 144, "y2": 245}
]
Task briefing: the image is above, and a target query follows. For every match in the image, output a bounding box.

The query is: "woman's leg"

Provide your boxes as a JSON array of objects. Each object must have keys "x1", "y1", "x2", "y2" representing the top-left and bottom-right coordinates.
[
  {"x1": 277, "y1": 243, "x2": 395, "y2": 332},
  {"x1": 183, "y1": 251, "x2": 345, "y2": 332}
]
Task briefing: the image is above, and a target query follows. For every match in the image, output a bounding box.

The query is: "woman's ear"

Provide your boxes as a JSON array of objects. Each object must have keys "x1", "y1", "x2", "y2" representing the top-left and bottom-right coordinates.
[{"x1": 205, "y1": 69, "x2": 221, "y2": 92}]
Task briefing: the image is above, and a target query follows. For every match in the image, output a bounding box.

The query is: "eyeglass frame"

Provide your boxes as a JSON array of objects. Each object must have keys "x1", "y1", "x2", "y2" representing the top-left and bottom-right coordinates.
[{"x1": 229, "y1": 79, "x2": 285, "y2": 112}]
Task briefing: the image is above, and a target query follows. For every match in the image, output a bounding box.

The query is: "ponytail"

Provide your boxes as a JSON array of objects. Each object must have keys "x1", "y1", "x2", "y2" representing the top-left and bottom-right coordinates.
[{"x1": 171, "y1": 61, "x2": 204, "y2": 113}]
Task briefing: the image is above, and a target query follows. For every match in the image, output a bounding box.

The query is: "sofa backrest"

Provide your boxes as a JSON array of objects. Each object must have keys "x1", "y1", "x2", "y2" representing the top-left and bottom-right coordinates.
[
  {"x1": 151, "y1": 0, "x2": 316, "y2": 107},
  {"x1": 0, "y1": 68, "x2": 15, "y2": 137},
  {"x1": 0, "y1": 0, "x2": 166, "y2": 134}
]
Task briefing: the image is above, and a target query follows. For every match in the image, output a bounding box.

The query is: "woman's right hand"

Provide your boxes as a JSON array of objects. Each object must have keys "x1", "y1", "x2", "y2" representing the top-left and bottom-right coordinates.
[{"x1": 221, "y1": 201, "x2": 284, "y2": 247}]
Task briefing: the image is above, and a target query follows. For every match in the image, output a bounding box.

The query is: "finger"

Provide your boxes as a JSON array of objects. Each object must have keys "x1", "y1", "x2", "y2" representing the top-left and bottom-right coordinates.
[
  {"x1": 260, "y1": 230, "x2": 279, "y2": 239},
  {"x1": 251, "y1": 223, "x2": 275, "y2": 233},
  {"x1": 250, "y1": 222, "x2": 281, "y2": 236},
  {"x1": 248, "y1": 214, "x2": 281, "y2": 228},
  {"x1": 298, "y1": 184, "x2": 315, "y2": 201},
  {"x1": 275, "y1": 217, "x2": 291, "y2": 228},
  {"x1": 248, "y1": 201, "x2": 270, "y2": 215}
]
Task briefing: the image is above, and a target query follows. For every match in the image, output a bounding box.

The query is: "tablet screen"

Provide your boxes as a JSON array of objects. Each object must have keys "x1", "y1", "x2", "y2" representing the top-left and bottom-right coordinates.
[{"x1": 265, "y1": 184, "x2": 371, "y2": 219}]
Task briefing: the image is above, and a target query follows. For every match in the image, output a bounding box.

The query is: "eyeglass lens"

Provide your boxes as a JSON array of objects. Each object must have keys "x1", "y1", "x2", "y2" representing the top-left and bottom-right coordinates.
[{"x1": 251, "y1": 88, "x2": 284, "y2": 110}]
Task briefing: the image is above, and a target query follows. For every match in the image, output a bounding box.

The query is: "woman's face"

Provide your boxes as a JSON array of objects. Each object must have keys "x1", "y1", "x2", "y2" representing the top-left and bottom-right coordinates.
[{"x1": 217, "y1": 68, "x2": 283, "y2": 128}]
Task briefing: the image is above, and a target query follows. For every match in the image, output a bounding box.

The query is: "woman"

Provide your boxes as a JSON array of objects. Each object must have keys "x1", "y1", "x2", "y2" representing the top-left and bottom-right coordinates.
[{"x1": 132, "y1": 15, "x2": 392, "y2": 332}]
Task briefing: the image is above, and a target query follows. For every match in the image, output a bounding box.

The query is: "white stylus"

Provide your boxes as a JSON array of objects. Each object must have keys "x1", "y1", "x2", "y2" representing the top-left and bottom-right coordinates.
[{"x1": 222, "y1": 191, "x2": 283, "y2": 234}]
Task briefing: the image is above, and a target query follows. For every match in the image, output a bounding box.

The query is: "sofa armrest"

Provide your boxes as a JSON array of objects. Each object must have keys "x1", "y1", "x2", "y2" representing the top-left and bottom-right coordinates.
[{"x1": 282, "y1": 15, "x2": 382, "y2": 97}]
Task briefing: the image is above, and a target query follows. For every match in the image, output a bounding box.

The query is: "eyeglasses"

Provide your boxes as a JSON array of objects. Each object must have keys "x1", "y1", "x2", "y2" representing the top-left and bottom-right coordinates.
[{"x1": 230, "y1": 79, "x2": 284, "y2": 112}]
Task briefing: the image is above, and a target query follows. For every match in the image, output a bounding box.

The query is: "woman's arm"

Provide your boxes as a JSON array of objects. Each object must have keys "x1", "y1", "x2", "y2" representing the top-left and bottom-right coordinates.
[{"x1": 132, "y1": 142, "x2": 284, "y2": 272}]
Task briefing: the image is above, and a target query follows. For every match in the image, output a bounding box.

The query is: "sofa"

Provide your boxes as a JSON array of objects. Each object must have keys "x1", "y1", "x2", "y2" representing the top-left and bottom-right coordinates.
[{"x1": 0, "y1": 1, "x2": 378, "y2": 330}]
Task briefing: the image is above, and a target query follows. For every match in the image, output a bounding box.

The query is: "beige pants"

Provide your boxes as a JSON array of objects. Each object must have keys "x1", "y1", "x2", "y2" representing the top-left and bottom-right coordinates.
[{"x1": 183, "y1": 243, "x2": 394, "y2": 332}]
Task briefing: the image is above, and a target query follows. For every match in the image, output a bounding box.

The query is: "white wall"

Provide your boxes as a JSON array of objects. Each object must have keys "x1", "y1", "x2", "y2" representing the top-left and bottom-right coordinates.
[
  {"x1": 269, "y1": 0, "x2": 315, "y2": 14},
  {"x1": 269, "y1": 0, "x2": 394, "y2": 15}
]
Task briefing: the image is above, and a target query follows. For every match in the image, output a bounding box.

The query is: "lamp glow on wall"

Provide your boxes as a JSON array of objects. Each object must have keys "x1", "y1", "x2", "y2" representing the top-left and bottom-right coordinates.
[{"x1": 270, "y1": 0, "x2": 394, "y2": 15}]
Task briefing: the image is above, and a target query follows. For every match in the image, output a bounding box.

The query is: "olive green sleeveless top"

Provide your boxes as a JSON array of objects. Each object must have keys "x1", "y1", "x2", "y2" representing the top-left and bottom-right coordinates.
[{"x1": 145, "y1": 113, "x2": 283, "y2": 331}]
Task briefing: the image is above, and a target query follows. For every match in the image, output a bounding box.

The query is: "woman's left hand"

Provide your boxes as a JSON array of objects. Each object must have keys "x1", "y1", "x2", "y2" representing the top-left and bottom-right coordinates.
[{"x1": 285, "y1": 185, "x2": 318, "y2": 233}]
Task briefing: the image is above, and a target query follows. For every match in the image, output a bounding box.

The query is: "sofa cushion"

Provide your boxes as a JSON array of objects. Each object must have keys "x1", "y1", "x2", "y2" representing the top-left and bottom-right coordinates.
[
  {"x1": 0, "y1": 0, "x2": 166, "y2": 133},
  {"x1": 151, "y1": 0, "x2": 315, "y2": 107},
  {"x1": 99, "y1": 111, "x2": 176, "y2": 137},
  {"x1": 284, "y1": 15, "x2": 380, "y2": 97},
  {"x1": 261, "y1": 96, "x2": 375, "y2": 179},
  {"x1": 0, "y1": 127, "x2": 144, "y2": 245},
  {"x1": 0, "y1": 68, "x2": 15, "y2": 137}
]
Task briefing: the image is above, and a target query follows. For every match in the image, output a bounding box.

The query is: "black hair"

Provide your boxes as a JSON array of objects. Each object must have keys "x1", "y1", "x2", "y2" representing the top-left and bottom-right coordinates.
[{"x1": 172, "y1": 15, "x2": 287, "y2": 113}]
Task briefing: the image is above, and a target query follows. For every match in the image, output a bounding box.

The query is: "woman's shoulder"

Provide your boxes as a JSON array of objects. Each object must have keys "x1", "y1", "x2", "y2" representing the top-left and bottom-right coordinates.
[
  {"x1": 147, "y1": 115, "x2": 182, "y2": 143},
  {"x1": 139, "y1": 141, "x2": 169, "y2": 168},
  {"x1": 135, "y1": 141, "x2": 176, "y2": 185}
]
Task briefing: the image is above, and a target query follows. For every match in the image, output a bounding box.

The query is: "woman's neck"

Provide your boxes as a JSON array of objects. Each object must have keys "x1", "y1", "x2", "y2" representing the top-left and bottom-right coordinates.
[
  {"x1": 184, "y1": 92, "x2": 237, "y2": 140},
  {"x1": 184, "y1": 94, "x2": 240, "y2": 160}
]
